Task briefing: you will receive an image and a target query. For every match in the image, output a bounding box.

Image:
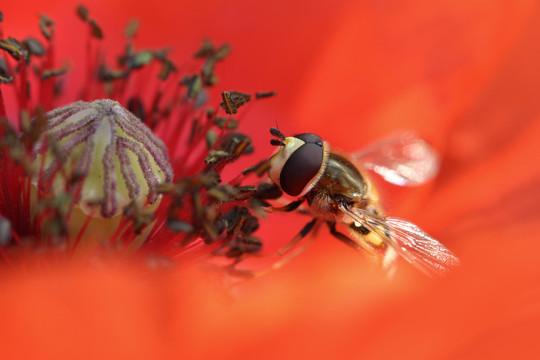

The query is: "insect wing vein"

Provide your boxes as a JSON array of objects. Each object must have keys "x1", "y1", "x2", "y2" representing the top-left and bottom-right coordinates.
[{"x1": 340, "y1": 205, "x2": 459, "y2": 276}]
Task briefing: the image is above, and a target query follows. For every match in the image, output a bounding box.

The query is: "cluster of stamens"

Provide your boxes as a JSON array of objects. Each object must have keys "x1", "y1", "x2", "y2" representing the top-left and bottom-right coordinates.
[{"x1": 0, "y1": 6, "x2": 277, "y2": 271}]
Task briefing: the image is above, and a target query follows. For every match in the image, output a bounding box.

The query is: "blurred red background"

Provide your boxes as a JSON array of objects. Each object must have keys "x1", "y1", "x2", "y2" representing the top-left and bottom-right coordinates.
[{"x1": 1, "y1": 0, "x2": 540, "y2": 358}]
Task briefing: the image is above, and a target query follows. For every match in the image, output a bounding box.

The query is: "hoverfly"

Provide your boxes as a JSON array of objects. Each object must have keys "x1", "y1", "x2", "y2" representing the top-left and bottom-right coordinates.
[{"x1": 265, "y1": 128, "x2": 459, "y2": 276}]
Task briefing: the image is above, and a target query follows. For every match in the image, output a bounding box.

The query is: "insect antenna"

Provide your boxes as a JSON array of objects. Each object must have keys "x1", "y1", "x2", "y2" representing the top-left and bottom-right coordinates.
[
  {"x1": 270, "y1": 127, "x2": 285, "y2": 140},
  {"x1": 269, "y1": 127, "x2": 286, "y2": 146},
  {"x1": 270, "y1": 138, "x2": 284, "y2": 146}
]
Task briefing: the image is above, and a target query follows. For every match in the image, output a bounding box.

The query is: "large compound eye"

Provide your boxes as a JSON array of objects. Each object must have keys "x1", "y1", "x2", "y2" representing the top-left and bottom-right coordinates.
[
  {"x1": 280, "y1": 134, "x2": 323, "y2": 196},
  {"x1": 294, "y1": 133, "x2": 323, "y2": 146}
]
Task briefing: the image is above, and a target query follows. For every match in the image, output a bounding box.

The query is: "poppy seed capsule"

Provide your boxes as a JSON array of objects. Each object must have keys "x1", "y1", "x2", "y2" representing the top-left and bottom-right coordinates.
[{"x1": 33, "y1": 99, "x2": 173, "y2": 218}]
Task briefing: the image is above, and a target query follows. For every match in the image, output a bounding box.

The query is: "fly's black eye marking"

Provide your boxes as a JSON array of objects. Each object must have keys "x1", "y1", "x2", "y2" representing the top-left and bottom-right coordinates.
[{"x1": 280, "y1": 141, "x2": 324, "y2": 196}]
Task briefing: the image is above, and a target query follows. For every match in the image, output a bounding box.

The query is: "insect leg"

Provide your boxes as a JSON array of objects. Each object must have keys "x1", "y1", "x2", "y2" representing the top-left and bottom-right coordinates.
[
  {"x1": 263, "y1": 198, "x2": 304, "y2": 213},
  {"x1": 224, "y1": 217, "x2": 318, "y2": 279},
  {"x1": 274, "y1": 217, "x2": 318, "y2": 255},
  {"x1": 326, "y1": 221, "x2": 368, "y2": 253}
]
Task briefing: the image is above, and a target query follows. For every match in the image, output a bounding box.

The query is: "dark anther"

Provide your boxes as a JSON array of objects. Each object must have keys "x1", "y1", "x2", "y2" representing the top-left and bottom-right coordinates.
[
  {"x1": 127, "y1": 97, "x2": 145, "y2": 122},
  {"x1": 220, "y1": 91, "x2": 251, "y2": 115},
  {"x1": 255, "y1": 91, "x2": 277, "y2": 99}
]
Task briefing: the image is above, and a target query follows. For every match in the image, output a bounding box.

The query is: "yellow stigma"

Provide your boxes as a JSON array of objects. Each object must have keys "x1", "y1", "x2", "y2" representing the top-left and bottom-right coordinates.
[{"x1": 33, "y1": 99, "x2": 173, "y2": 218}]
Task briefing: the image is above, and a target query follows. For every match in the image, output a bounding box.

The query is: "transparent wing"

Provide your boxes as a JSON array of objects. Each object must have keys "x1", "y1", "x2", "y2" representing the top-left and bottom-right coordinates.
[
  {"x1": 382, "y1": 218, "x2": 460, "y2": 276},
  {"x1": 340, "y1": 204, "x2": 460, "y2": 276},
  {"x1": 351, "y1": 133, "x2": 440, "y2": 186}
]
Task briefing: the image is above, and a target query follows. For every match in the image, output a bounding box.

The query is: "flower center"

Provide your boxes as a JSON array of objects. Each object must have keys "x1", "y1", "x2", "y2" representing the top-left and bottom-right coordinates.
[{"x1": 33, "y1": 99, "x2": 173, "y2": 218}]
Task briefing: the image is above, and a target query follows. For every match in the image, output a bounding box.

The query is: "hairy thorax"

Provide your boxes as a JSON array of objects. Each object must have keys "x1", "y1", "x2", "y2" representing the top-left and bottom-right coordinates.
[{"x1": 306, "y1": 152, "x2": 375, "y2": 221}]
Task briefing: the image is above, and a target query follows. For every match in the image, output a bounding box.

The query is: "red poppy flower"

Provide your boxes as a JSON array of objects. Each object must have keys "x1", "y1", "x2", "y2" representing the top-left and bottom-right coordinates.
[{"x1": 1, "y1": 1, "x2": 540, "y2": 359}]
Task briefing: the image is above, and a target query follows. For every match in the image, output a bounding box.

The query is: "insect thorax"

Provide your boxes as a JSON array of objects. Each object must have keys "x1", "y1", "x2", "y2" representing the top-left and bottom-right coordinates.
[
  {"x1": 305, "y1": 153, "x2": 369, "y2": 219},
  {"x1": 315, "y1": 153, "x2": 367, "y2": 200}
]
